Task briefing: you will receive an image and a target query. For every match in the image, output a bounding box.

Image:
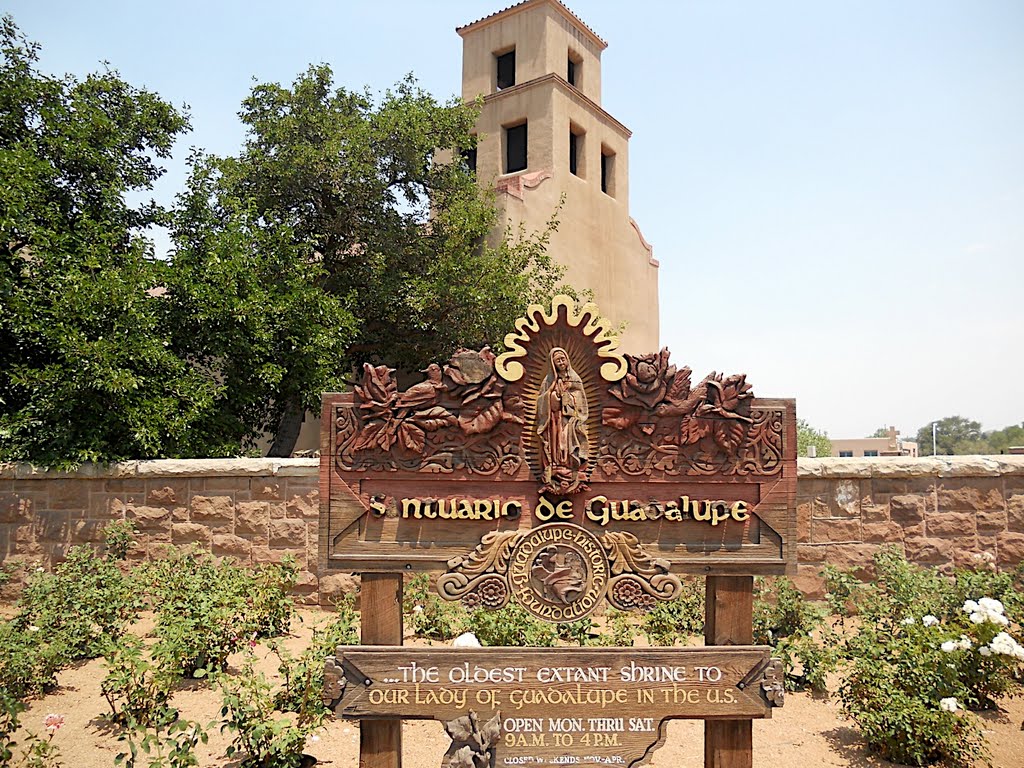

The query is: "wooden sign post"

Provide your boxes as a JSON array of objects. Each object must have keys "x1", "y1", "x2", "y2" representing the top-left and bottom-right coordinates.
[{"x1": 320, "y1": 297, "x2": 797, "y2": 768}]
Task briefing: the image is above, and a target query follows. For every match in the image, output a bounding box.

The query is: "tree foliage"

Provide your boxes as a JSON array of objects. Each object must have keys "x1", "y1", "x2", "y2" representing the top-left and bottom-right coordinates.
[
  {"x1": 167, "y1": 66, "x2": 567, "y2": 456},
  {"x1": 0, "y1": 17, "x2": 215, "y2": 465},
  {"x1": 797, "y1": 419, "x2": 832, "y2": 458},
  {"x1": 915, "y1": 417, "x2": 1023, "y2": 456}
]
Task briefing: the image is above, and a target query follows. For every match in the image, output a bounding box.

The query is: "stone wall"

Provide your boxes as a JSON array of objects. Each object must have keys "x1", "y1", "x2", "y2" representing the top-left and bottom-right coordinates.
[
  {"x1": 3, "y1": 456, "x2": 1024, "y2": 603},
  {"x1": 795, "y1": 456, "x2": 1024, "y2": 597}
]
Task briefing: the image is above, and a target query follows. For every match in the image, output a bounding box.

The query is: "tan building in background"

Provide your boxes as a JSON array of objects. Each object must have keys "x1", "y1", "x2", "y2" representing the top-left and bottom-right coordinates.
[
  {"x1": 831, "y1": 427, "x2": 919, "y2": 458},
  {"x1": 457, "y1": 0, "x2": 660, "y2": 353}
]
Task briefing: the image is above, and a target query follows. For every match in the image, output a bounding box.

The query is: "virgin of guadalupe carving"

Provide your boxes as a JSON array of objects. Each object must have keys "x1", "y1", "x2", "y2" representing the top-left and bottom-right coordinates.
[{"x1": 535, "y1": 347, "x2": 589, "y2": 494}]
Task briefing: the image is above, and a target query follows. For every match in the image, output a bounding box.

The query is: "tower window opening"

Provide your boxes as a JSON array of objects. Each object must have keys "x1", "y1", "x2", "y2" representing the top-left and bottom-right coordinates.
[
  {"x1": 567, "y1": 50, "x2": 582, "y2": 88},
  {"x1": 601, "y1": 146, "x2": 616, "y2": 196},
  {"x1": 569, "y1": 125, "x2": 585, "y2": 177},
  {"x1": 496, "y1": 49, "x2": 516, "y2": 90},
  {"x1": 505, "y1": 122, "x2": 527, "y2": 173}
]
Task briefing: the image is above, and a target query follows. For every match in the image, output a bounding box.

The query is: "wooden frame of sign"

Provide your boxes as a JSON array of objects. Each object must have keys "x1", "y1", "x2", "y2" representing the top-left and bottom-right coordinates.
[{"x1": 319, "y1": 297, "x2": 797, "y2": 768}]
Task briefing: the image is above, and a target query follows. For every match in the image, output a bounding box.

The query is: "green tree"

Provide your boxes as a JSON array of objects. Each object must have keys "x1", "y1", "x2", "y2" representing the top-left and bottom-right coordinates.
[
  {"x1": 986, "y1": 422, "x2": 1024, "y2": 454},
  {"x1": 868, "y1": 427, "x2": 891, "y2": 438},
  {"x1": 915, "y1": 416, "x2": 983, "y2": 456},
  {"x1": 0, "y1": 18, "x2": 216, "y2": 465},
  {"x1": 168, "y1": 66, "x2": 567, "y2": 456},
  {"x1": 797, "y1": 419, "x2": 831, "y2": 458}
]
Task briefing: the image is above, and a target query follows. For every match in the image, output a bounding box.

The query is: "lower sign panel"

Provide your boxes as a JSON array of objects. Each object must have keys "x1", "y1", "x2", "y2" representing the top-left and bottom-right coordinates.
[{"x1": 325, "y1": 646, "x2": 783, "y2": 768}]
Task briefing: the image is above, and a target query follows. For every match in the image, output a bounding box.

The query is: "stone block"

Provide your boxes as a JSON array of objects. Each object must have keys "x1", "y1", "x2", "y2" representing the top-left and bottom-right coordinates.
[
  {"x1": 825, "y1": 543, "x2": 880, "y2": 578},
  {"x1": 35, "y1": 510, "x2": 68, "y2": 543},
  {"x1": 905, "y1": 537, "x2": 953, "y2": 565},
  {"x1": 797, "y1": 544, "x2": 827, "y2": 563},
  {"x1": 286, "y1": 491, "x2": 318, "y2": 520},
  {"x1": 126, "y1": 505, "x2": 172, "y2": 535},
  {"x1": 811, "y1": 517, "x2": 862, "y2": 544},
  {"x1": 269, "y1": 501, "x2": 288, "y2": 519},
  {"x1": 860, "y1": 503, "x2": 890, "y2": 525},
  {"x1": 269, "y1": 518, "x2": 307, "y2": 548},
  {"x1": 870, "y1": 478, "x2": 909, "y2": 496},
  {"x1": 862, "y1": 522, "x2": 904, "y2": 544},
  {"x1": 925, "y1": 511, "x2": 978, "y2": 539},
  {"x1": 251, "y1": 546, "x2": 306, "y2": 567},
  {"x1": 251, "y1": 480, "x2": 283, "y2": 500},
  {"x1": 46, "y1": 479, "x2": 92, "y2": 511},
  {"x1": 171, "y1": 522, "x2": 211, "y2": 546},
  {"x1": 319, "y1": 573, "x2": 360, "y2": 606},
  {"x1": 890, "y1": 495, "x2": 926, "y2": 524},
  {"x1": 905, "y1": 477, "x2": 937, "y2": 495},
  {"x1": 828, "y1": 480, "x2": 861, "y2": 518},
  {"x1": 212, "y1": 533, "x2": 252, "y2": 561},
  {"x1": 71, "y1": 519, "x2": 107, "y2": 543},
  {"x1": 937, "y1": 480, "x2": 1003, "y2": 511},
  {"x1": 236, "y1": 501, "x2": 270, "y2": 535},
  {"x1": 997, "y1": 533, "x2": 1024, "y2": 567},
  {"x1": 105, "y1": 479, "x2": 147, "y2": 494},
  {"x1": 1007, "y1": 494, "x2": 1024, "y2": 532},
  {"x1": 190, "y1": 495, "x2": 234, "y2": 524},
  {"x1": 146, "y1": 481, "x2": 190, "y2": 506},
  {"x1": 976, "y1": 508, "x2": 1007, "y2": 533},
  {"x1": 791, "y1": 564, "x2": 825, "y2": 600},
  {"x1": 0, "y1": 495, "x2": 32, "y2": 523},
  {"x1": 203, "y1": 477, "x2": 244, "y2": 492}
]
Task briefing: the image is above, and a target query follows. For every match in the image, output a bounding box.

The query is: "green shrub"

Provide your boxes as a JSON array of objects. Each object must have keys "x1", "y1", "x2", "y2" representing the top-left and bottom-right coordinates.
[
  {"x1": 0, "y1": 621, "x2": 66, "y2": 699},
  {"x1": 751, "y1": 576, "x2": 834, "y2": 692},
  {"x1": 115, "y1": 717, "x2": 210, "y2": 768},
  {"x1": 827, "y1": 548, "x2": 1024, "y2": 764},
  {"x1": 840, "y1": 620, "x2": 986, "y2": 766},
  {"x1": 641, "y1": 585, "x2": 704, "y2": 646},
  {"x1": 465, "y1": 603, "x2": 557, "y2": 647},
  {"x1": 247, "y1": 559, "x2": 298, "y2": 639},
  {"x1": 101, "y1": 634, "x2": 177, "y2": 728},
  {"x1": 16, "y1": 540, "x2": 141, "y2": 662},
  {"x1": 556, "y1": 618, "x2": 594, "y2": 646},
  {"x1": 273, "y1": 596, "x2": 360, "y2": 722},
  {"x1": 219, "y1": 659, "x2": 321, "y2": 768},
  {"x1": 404, "y1": 574, "x2": 465, "y2": 641},
  {"x1": 142, "y1": 549, "x2": 249, "y2": 678},
  {"x1": 593, "y1": 609, "x2": 637, "y2": 647}
]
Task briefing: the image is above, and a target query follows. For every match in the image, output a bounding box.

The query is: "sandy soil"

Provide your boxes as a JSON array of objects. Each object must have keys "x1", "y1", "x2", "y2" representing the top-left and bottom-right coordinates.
[{"x1": 11, "y1": 609, "x2": 1024, "y2": 768}]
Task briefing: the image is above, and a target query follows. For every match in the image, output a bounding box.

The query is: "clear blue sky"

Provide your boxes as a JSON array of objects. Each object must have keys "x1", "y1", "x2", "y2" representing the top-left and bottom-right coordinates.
[{"x1": 9, "y1": 1, "x2": 1024, "y2": 442}]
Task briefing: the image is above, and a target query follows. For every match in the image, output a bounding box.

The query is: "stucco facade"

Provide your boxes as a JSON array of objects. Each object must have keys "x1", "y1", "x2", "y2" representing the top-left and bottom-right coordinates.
[{"x1": 457, "y1": 0, "x2": 660, "y2": 354}]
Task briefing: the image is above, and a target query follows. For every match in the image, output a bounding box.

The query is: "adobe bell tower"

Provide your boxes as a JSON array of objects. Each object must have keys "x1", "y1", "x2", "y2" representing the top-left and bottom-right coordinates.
[{"x1": 456, "y1": 0, "x2": 659, "y2": 353}]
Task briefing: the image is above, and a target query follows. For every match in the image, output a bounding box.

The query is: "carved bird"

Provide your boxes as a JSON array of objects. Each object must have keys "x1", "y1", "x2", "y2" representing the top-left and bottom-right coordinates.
[{"x1": 395, "y1": 363, "x2": 445, "y2": 409}]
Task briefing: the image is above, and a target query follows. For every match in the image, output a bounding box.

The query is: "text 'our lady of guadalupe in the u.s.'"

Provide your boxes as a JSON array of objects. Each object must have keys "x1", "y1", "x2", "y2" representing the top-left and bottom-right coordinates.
[{"x1": 535, "y1": 347, "x2": 590, "y2": 494}]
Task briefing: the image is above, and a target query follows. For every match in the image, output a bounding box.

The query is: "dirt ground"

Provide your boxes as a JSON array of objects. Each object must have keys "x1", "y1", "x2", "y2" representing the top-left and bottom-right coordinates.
[{"x1": 12, "y1": 608, "x2": 1024, "y2": 768}]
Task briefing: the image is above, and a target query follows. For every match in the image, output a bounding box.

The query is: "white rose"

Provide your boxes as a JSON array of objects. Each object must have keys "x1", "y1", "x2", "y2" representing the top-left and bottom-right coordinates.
[
  {"x1": 922, "y1": 615, "x2": 939, "y2": 627},
  {"x1": 939, "y1": 697, "x2": 959, "y2": 712},
  {"x1": 979, "y1": 646, "x2": 993, "y2": 657},
  {"x1": 901, "y1": 617, "x2": 915, "y2": 625},
  {"x1": 941, "y1": 641, "x2": 957, "y2": 653},
  {"x1": 979, "y1": 597, "x2": 1004, "y2": 615},
  {"x1": 970, "y1": 612, "x2": 986, "y2": 624},
  {"x1": 963, "y1": 600, "x2": 980, "y2": 613}
]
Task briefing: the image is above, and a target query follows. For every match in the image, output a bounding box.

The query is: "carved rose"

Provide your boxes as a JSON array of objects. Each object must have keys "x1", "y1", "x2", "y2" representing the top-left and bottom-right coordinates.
[
  {"x1": 611, "y1": 579, "x2": 656, "y2": 611},
  {"x1": 477, "y1": 576, "x2": 508, "y2": 609},
  {"x1": 609, "y1": 347, "x2": 674, "y2": 409}
]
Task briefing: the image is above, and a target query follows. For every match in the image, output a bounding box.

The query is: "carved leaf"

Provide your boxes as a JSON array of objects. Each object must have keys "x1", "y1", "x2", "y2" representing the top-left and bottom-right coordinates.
[
  {"x1": 413, "y1": 406, "x2": 457, "y2": 432},
  {"x1": 352, "y1": 421, "x2": 388, "y2": 453},
  {"x1": 679, "y1": 416, "x2": 710, "y2": 445},
  {"x1": 714, "y1": 420, "x2": 746, "y2": 454},
  {"x1": 398, "y1": 421, "x2": 426, "y2": 454},
  {"x1": 444, "y1": 715, "x2": 475, "y2": 743},
  {"x1": 458, "y1": 400, "x2": 503, "y2": 435},
  {"x1": 477, "y1": 712, "x2": 502, "y2": 750},
  {"x1": 445, "y1": 746, "x2": 476, "y2": 768}
]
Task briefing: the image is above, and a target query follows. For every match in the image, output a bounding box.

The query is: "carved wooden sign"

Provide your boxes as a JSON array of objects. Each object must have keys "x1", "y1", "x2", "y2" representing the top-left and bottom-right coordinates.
[
  {"x1": 323, "y1": 646, "x2": 783, "y2": 768},
  {"x1": 320, "y1": 296, "x2": 797, "y2": 617}
]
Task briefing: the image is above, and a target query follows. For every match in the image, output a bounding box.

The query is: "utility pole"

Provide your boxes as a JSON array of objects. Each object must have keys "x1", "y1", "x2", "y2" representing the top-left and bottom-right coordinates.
[{"x1": 932, "y1": 421, "x2": 938, "y2": 456}]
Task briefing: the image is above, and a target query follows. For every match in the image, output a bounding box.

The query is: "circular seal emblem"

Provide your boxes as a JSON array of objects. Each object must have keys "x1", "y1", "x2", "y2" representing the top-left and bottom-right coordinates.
[{"x1": 508, "y1": 523, "x2": 609, "y2": 622}]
